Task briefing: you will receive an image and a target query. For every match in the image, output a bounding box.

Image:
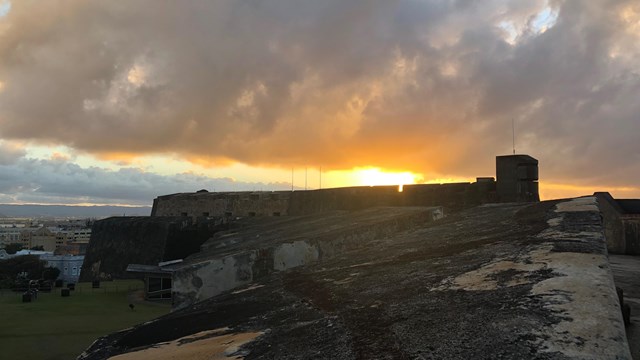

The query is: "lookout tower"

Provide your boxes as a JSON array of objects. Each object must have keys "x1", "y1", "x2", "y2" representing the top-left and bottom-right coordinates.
[{"x1": 496, "y1": 155, "x2": 539, "y2": 202}]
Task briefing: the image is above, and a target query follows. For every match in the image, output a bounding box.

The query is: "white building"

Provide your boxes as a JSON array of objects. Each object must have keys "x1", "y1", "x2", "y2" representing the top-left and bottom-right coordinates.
[
  {"x1": 40, "y1": 254, "x2": 85, "y2": 283},
  {"x1": 1, "y1": 250, "x2": 84, "y2": 283}
]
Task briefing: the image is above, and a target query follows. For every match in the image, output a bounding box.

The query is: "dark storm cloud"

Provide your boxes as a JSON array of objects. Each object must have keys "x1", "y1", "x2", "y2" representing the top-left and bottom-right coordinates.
[{"x1": 0, "y1": 0, "x2": 639, "y2": 188}]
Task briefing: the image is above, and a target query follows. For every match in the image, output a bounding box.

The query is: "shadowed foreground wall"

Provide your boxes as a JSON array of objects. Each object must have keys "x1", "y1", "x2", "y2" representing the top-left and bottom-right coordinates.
[
  {"x1": 80, "y1": 217, "x2": 226, "y2": 282},
  {"x1": 172, "y1": 207, "x2": 443, "y2": 309}
]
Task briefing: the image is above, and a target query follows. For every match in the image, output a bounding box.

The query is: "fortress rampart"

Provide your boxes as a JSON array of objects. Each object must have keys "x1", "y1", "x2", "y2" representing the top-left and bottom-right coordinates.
[
  {"x1": 595, "y1": 192, "x2": 640, "y2": 255},
  {"x1": 151, "y1": 155, "x2": 539, "y2": 220},
  {"x1": 84, "y1": 154, "x2": 540, "y2": 284},
  {"x1": 151, "y1": 182, "x2": 496, "y2": 220},
  {"x1": 79, "y1": 216, "x2": 226, "y2": 282}
]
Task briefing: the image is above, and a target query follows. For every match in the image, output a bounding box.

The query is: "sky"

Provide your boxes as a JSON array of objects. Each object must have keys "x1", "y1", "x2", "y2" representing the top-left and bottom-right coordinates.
[{"x1": 0, "y1": 0, "x2": 639, "y2": 206}]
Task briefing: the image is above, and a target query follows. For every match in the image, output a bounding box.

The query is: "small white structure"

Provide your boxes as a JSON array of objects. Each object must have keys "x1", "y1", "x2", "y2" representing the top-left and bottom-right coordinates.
[{"x1": 40, "y1": 254, "x2": 85, "y2": 283}]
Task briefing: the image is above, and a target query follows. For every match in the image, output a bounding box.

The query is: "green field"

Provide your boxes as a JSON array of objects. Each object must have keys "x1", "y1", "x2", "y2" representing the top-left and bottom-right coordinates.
[{"x1": 0, "y1": 280, "x2": 170, "y2": 360}]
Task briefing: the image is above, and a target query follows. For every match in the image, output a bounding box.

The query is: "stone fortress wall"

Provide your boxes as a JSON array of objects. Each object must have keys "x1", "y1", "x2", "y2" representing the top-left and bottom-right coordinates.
[
  {"x1": 82, "y1": 155, "x2": 541, "y2": 282},
  {"x1": 151, "y1": 182, "x2": 494, "y2": 219},
  {"x1": 79, "y1": 216, "x2": 226, "y2": 282},
  {"x1": 595, "y1": 192, "x2": 640, "y2": 255},
  {"x1": 151, "y1": 155, "x2": 540, "y2": 220}
]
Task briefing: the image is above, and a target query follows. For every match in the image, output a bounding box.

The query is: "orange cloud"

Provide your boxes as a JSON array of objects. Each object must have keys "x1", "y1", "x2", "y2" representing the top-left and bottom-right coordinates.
[
  {"x1": 50, "y1": 152, "x2": 71, "y2": 162},
  {"x1": 0, "y1": 0, "x2": 639, "y2": 196},
  {"x1": 93, "y1": 152, "x2": 142, "y2": 165}
]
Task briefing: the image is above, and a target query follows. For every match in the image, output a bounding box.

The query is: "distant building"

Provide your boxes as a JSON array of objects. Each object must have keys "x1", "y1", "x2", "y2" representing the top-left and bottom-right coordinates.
[
  {"x1": 53, "y1": 228, "x2": 92, "y2": 243},
  {"x1": 30, "y1": 227, "x2": 58, "y2": 252},
  {"x1": 4, "y1": 226, "x2": 93, "y2": 253},
  {"x1": 19, "y1": 228, "x2": 35, "y2": 249},
  {"x1": 0, "y1": 227, "x2": 23, "y2": 247},
  {"x1": 3, "y1": 250, "x2": 85, "y2": 282},
  {"x1": 40, "y1": 254, "x2": 85, "y2": 283}
]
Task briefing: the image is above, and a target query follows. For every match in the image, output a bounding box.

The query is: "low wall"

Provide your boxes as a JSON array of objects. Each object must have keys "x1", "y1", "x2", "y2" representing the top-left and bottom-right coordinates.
[
  {"x1": 595, "y1": 192, "x2": 640, "y2": 255},
  {"x1": 622, "y1": 217, "x2": 640, "y2": 254},
  {"x1": 524, "y1": 197, "x2": 630, "y2": 358},
  {"x1": 595, "y1": 192, "x2": 627, "y2": 253}
]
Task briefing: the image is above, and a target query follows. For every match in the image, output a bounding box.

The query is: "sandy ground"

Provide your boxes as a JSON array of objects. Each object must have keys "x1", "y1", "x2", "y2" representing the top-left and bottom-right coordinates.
[{"x1": 109, "y1": 328, "x2": 262, "y2": 360}]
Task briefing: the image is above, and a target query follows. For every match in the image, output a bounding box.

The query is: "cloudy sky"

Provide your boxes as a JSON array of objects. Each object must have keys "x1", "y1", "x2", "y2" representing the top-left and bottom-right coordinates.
[{"x1": 0, "y1": 0, "x2": 639, "y2": 206}]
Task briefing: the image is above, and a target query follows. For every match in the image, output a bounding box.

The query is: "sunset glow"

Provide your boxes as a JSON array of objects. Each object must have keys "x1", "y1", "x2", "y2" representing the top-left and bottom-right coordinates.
[
  {"x1": 355, "y1": 168, "x2": 418, "y2": 187},
  {"x1": 0, "y1": 1, "x2": 638, "y2": 206}
]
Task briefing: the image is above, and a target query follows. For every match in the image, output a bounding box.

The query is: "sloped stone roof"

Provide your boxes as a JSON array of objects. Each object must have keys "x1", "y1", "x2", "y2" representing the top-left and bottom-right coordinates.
[{"x1": 80, "y1": 198, "x2": 631, "y2": 359}]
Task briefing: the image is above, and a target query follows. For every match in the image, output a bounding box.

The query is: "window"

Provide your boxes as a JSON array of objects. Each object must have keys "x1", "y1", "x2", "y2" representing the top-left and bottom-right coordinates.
[
  {"x1": 72, "y1": 267, "x2": 77, "y2": 275},
  {"x1": 148, "y1": 276, "x2": 172, "y2": 300}
]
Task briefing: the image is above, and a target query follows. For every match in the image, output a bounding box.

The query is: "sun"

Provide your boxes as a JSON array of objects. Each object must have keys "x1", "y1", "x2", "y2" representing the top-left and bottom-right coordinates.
[{"x1": 355, "y1": 168, "x2": 418, "y2": 187}]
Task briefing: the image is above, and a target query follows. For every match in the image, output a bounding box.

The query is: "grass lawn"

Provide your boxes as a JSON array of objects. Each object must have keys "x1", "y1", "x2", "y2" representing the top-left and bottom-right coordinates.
[{"x1": 0, "y1": 280, "x2": 170, "y2": 360}]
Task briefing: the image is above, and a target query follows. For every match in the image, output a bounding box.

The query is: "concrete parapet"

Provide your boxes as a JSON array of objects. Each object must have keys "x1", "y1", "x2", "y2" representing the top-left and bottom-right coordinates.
[
  {"x1": 532, "y1": 197, "x2": 630, "y2": 358},
  {"x1": 595, "y1": 192, "x2": 640, "y2": 255}
]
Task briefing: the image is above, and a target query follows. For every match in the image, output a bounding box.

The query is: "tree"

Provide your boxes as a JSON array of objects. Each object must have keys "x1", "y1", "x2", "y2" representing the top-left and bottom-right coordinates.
[
  {"x1": 0, "y1": 255, "x2": 47, "y2": 280},
  {"x1": 30, "y1": 245, "x2": 45, "y2": 251},
  {"x1": 42, "y1": 266, "x2": 60, "y2": 281},
  {"x1": 4, "y1": 243, "x2": 23, "y2": 254}
]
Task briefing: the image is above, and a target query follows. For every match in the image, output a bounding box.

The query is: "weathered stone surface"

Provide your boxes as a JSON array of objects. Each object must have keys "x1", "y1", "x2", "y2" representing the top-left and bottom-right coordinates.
[
  {"x1": 172, "y1": 207, "x2": 443, "y2": 309},
  {"x1": 80, "y1": 198, "x2": 631, "y2": 359},
  {"x1": 80, "y1": 216, "x2": 226, "y2": 282},
  {"x1": 595, "y1": 192, "x2": 640, "y2": 255}
]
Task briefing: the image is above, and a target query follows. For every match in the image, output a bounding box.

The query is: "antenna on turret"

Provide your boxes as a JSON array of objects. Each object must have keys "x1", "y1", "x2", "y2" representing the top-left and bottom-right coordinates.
[{"x1": 512, "y1": 118, "x2": 516, "y2": 155}]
